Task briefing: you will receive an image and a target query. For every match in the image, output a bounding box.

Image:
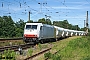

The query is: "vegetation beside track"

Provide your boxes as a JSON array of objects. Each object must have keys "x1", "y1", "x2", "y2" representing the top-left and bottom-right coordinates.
[
  {"x1": 0, "y1": 49, "x2": 16, "y2": 60},
  {"x1": 43, "y1": 36, "x2": 90, "y2": 60},
  {"x1": 0, "y1": 36, "x2": 90, "y2": 60},
  {"x1": 16, "y1": 43, "x2": 49, "y2": 60}
]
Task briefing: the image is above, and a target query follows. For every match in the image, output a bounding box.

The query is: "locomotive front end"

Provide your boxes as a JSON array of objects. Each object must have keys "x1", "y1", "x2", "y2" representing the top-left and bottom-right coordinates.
[{"x1": 23, "y1": 23, "x2": 42, "y2": 43}]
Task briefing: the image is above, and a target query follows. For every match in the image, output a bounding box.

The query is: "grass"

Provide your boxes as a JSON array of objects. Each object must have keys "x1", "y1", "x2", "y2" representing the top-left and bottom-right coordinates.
[
  {"x1": 42, "y1": 36, "x2": 90, "y2": 60},
  {"x1": 54, "y1": 36, "x2": 90, "y2": 60}
]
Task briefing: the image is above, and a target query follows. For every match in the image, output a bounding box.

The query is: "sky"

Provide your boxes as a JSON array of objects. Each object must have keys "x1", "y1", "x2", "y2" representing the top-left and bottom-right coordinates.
[{"x1": 0, "y1": 0, "x2": 90, "y2": 28}]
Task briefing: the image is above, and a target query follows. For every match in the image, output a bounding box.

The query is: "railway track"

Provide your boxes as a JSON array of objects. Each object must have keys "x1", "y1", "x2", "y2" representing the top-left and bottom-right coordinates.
[
  {"x1": 0, "y1": 37, "x2": 23, "y2": 43},
  {"x1": 0, "y1": 36, "x2": 79, "y2": 60},
  {"x1": 24, "y1": 48, "x2": 51, "y2": 60},
  {"x1": 0, "y1": 37, "x2": 24, "y2": 47},
  {"x1": 23, "y1": 47, "x2": 64, "y2": 60},
  {"x1": 0, "y1": 42, "x2": 52, "y2": 60},
  {"x1": 0, "y1": 43, "x2": 34, "y2": 52},
  {"x1": 0, "y1": 37, "x2": 23, "y2": 40}
]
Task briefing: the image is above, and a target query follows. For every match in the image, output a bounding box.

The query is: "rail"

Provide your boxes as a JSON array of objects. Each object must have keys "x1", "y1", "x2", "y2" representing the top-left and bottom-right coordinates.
[
  {"x1": 0, "y1": 43, "x2": 34, "y2": 52},
  {"x1": 24, "y1": 48, "x2": 51, "y2": 60},
  {"x1": 0, "y1": 37, "x2": 23, "y2": 40}
]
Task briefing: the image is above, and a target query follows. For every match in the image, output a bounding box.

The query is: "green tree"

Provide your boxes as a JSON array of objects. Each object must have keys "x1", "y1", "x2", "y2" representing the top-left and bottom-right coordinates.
[
  {"x1": 0, "y1": 16, "x2": 3, "y2": 37},
  {"x1": 72, "y1": 25, "x2": 80, "y2": 30},
  {"x1": 80, "y1": 27, "x2": 86, "y2": 31},
  {"x1": 53, "y1": 20, "x2": 69, "y2": 28},
  {"x1": 68, "y1": 24, "x2": 73, "y2": 30},
  {"x1": 62, "y1": 20, "x2": 69, "y2": 28},
  {"x1": 15, "y1": 19, "x2": 25, "y2": 37},
  {"x1": 53, "y1": 21, "x2": 60, "y2": 27},
  {"x1": 46, "y1": 19, "x2": 52, "y2": 25},
  {"x1": 1, "y1": 16, "x2": 15, "y2": 37},
  {"x1": 53, "y1": 20, "x2": 82, "y2": 31},
  {"x1": 15, "y1": 28, "x2": 23, "y2": 37},
  {"x1": 38, "y1": 18, "x2": 46, "y2": 24},
  {"x1": 15, "y1": 19, "x2": 25, "y2": 30}
]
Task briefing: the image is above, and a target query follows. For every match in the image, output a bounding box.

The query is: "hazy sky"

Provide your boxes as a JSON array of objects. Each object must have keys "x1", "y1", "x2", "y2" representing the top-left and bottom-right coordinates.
[{"x1": 0, "y1": 0, "x2": 90, "y2": 28}]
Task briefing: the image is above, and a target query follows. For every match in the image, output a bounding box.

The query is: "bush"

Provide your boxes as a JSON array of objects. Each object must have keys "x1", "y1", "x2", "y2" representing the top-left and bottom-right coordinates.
[
  {"x1": 51, "y1": 54, "x2": 61, "y2": 60},
  {"x1": 44, "y1": 51, "x2": 52, "y2": 59},
  {"x1": 38, "y1": 43, "x2": 42, "y2": 50},
  {"x1": 2, "y1": 49, "x2": 16, "y2": 60},
  {"x1": 28, "y1": 48, "x2": 33, "y2": 56},
  {"x1": 44, "y1": 51, "x2": 61, "y2": 60},
  {"x1": 83, "y1": 56, "x2": 90, "y2": 60}
]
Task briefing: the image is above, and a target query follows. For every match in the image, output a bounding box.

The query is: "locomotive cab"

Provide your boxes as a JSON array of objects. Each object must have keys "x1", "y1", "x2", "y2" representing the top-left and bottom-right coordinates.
[{"x1": 23, "y1": 23, "x2": 42, "y2": 43}]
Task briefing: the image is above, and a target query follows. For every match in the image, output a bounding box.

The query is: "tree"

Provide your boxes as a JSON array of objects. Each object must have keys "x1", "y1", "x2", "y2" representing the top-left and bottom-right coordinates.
[
  {"x1": 46, "y1": 19, "x2": 52, "y2": 25},
  {"x1": 53, "y1": 21, "x2": 60, "y2": 27},
  {"x1": 0, "y1": 16, "x2": 3, "y2": 37},
  {"x1": 62, "y1": 20, "x2": 69, "y2": 28},
  {"x1": 0, "y1": 16, "x2": 86, "y2": 38},
  {"x1": 0, "y1": 16, "x2": 26, "y2": 38},
  {"x1": 53, "y1": 20, "x2": 81, "y2": 30},
  {"x1": 68, "y1": 24, "x2": 73, "y2": 30},
  {"x1": 15, "y1": 19, "x2": 25, "y2": 30},
  {"x1": 15, "y1": 28, "x2": 23, "y2": 37},
  {"x1": 1, "y1": 16, "x2": 15, "y2": 37},
  {"x1": 53, "y1": 20, "x2": 69, "y2": 28},
  {"x1": 38, "y1": 18, "x2": 46, "y2": 24},
  {"x1": 15, "y1": 19, "x2": 25, "y2": 37}
]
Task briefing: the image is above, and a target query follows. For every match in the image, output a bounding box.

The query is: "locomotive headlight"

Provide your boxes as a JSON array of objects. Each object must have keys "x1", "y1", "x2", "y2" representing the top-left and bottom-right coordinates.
[
  {"x1": 24, "y1": 34, "x2": 27, "y2": 37},
  {"x1": 34, "y1": 35, "x2": 37, "y2": 36}
]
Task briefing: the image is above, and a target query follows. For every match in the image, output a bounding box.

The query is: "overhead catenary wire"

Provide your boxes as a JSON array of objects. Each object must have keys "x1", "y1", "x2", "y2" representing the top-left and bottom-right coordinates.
[
  {"x1": 56, "y1": 0, "x2": 86, "y2": 22},
  {"x1": 0, "y1": 0, "x2": 89, "y2": 27},
  {"x1": 2, "y1": 2, "x2": 3, "y2": 7},
  {"x1": 85, "y1": 0, "x2": 90, "y2": 4},
  {"x1": 0, "y1": 0, "x2": 61, "y2": 19}
]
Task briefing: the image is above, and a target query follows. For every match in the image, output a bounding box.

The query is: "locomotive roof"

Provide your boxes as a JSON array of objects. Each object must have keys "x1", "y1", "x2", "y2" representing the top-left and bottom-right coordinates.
[{"x1": 26, "y1": 23, "x2": 42, "y2": 25}]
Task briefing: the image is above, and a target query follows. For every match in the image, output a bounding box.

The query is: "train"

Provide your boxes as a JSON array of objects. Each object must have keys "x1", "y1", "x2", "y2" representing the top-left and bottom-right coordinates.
[{"x1": 23, "y1": 23, "x2": 87, "y2": 43}]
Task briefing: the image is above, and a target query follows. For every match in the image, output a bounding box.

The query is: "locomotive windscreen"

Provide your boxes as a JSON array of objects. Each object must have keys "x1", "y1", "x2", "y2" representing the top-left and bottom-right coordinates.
[{"x1": 26, "y1": 25, "x2": 37, "y2": 29}]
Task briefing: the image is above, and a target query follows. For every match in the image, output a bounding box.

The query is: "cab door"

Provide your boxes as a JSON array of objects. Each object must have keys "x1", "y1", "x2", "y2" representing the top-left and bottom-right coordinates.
[{"x1": 39, "y1": 26, "x2": 43, "y2": 39}]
